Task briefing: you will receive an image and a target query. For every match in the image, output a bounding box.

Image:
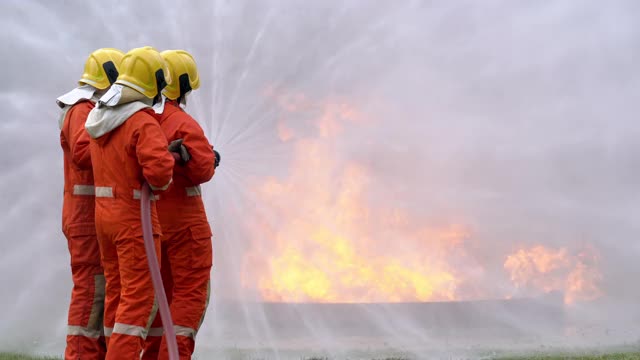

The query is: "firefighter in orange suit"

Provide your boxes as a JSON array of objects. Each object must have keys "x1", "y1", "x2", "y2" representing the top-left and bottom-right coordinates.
[
  {"x1": 82, "y1": 46, "x2": 175, "y2": 360},
  {"x1": 142, "y1": 50, "x2": 218, "y2": 360},
  {"x1": 58, "y1": 48, "x2": 124, "y2": 360}
]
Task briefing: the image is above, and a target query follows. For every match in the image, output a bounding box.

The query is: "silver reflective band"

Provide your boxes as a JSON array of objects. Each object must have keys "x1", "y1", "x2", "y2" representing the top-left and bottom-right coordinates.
[
  {"x1": 95, "y1": 187, "x2": 114, "y2": 198},
  {"x1": 115, "y1": 79, "x2": 147, "y2": 96},
  {"x1": 133, "y1": 189, "x2": 159, "y2": 201},
  {"x1": 79, "y1": 78, "x2": 99, "y2": 88},
  {"x1": 104, "y1": 327, "x2": 113, "y2": 337},
  {"x1": 67, "y1": 325, "x2": 101, "y2": 339},
  {"x1": 174, "y1": 325, "x2": 197, "y2": 338},
  {"x1": 149, "y1": 178, "x2": 172, "y2": 191},
  {"x1": 88, "y1": 275, "x2": 105, "y2": 332},
  {"x1": 96, "y1": 187, "x2": 162, "y2": 200},
  {"x1": 147, "y1": 327, "x2": 164, "y2": 337},
  {"x1": 113, "y1": 322, "x2": 147, "y2": 338},
  {"x1": 185, "y1": 186, "x2": 201, "y2": 197},
  {"x1": 73, "y1": 185, "x2": 95, "y2": 196}
]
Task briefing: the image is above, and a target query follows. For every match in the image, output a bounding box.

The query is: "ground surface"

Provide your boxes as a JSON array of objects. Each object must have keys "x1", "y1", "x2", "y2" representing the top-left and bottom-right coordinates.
[
  {"x1": 0, "y1": 355, "x2": 59, "y2": 360},
  {"x1": 2, "y1": 352, "x2": 640, "y2": 360},
  {"x1": 495, "y1": 354, "x2": 640, "y2": 359}
]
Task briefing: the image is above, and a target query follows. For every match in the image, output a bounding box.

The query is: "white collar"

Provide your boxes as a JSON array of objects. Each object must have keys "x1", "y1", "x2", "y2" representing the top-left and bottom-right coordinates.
[{"x1": 56, "y1": 84, "x2": 96, "y2": 108}]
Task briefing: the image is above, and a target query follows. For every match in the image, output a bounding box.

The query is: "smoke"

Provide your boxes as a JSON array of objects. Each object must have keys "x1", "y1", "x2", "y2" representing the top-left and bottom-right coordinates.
[{"x1": 1, "y1": 0, "x2": 639, "y2": 358}]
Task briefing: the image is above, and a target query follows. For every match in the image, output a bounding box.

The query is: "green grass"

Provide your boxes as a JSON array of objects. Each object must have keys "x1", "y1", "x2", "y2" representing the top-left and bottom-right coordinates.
[
  {"x1": 494, "y1": 354, "x2": 640, "y2": 360},
  {"x1": 0, "y1": 354, "x2": 60, "y2": 360}
]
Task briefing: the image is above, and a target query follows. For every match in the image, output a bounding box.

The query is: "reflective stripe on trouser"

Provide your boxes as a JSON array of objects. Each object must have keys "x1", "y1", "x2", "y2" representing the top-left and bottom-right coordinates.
[
  {"x1": 144, "y1": 325, "x2": 198, "y2": 339},
  {"x1": 142, "y1": 324, "x2": 198, "y2": 360},
  {"x1": 104, "y1": 315, "x2": 158, "y2": 339},
  {"x1": 113, "y1": 322, "x2": 148, "y2": 337},
  {"x1": 99, "y1": 231, "x2": 160, "y2": 360},
  {"x1": 67, "y1": 325, "x2": 101, "y2": 338},
  {"x1": 65, "y1": 267, "x2": 106, "y2": 360}
]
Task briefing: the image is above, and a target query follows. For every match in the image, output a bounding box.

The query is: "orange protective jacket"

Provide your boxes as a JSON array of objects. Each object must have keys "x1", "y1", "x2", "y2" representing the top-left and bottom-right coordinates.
[
  {"x1": 156, "y1": 101, "x2": 216, "y2": 233},
  {"x1": 88, "y1": 107, "x2": 175, "y2": 236},
  {"x1": 60, "y1": 100, "x2": 95, "y2": 235}
]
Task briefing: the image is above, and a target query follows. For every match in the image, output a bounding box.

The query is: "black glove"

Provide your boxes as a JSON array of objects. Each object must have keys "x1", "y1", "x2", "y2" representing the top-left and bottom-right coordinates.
[
  {"x1": 214, "y1": 149, "x2": 221, "y2": 168},
  {"x1": 168, "y1": 139, "x2": 191, "y2": 163}
]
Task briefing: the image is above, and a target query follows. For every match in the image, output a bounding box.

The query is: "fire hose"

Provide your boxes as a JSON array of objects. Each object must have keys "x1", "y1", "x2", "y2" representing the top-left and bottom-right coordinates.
[{"x1": 141, "y1": 182, "x2": 179, "y2": 360}]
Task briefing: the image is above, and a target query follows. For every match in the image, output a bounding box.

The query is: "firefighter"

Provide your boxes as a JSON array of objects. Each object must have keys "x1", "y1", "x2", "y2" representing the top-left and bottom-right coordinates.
[
  {"x1": 58, "y1": 47, "x2": 124, "y2": 360},
  {"x1": 82, "y1": 46, "x2": 175, "y2": 359},
  {"x1": 142, "y1": 50, "x2": 219, "y2": 360}
]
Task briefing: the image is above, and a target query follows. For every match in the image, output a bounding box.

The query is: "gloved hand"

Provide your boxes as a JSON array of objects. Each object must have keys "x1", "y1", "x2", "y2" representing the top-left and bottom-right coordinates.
[
  {"x1": 168, "y1": 138, "x2": 191, "y2": 163},
  {"x1": 214, "y1": 149, "x2": 221, "y2": 168}
]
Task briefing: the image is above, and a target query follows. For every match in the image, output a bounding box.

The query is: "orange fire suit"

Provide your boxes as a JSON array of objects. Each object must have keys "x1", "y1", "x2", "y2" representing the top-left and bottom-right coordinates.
[
  {"x1": 142, "y1": 100, "x2": 215, "y2": 360},
  {"x1": 60, "y1": 100, "x2": 107, "y2": 360},
  {"x1": 86, "y1": 105, "x2": 175, "y2": 360}
]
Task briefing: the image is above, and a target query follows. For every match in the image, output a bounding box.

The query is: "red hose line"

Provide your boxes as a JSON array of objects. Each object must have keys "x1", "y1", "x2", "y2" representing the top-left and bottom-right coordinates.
[{"x1": 141, "y1": 183, "x2": 179, "y2": 360}]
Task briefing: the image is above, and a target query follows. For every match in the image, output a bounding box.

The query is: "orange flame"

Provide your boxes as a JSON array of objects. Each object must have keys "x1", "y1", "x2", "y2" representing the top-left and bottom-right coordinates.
[
  {"x1": 243, "y1": 140, "x2": 470, "y2": 302},
  {"x1": 242, "y1": 91, "x2": 475, "y2": 302},
  {"x1": 243, "y1": 88, "x2": 603, "y2": 304},
  {"x1": 504, "y1": 245, "x2": 602, "y2": 304}
]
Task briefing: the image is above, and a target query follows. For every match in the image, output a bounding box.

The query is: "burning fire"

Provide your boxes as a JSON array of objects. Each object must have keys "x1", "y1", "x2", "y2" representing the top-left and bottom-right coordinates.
[
  {"x1": 242, "y1": 91, "x2": 478, "y2": 302},
  {"x1": 242, "y1": 88, "x2": 603, "y2": 304},
  {"x1": 504, "y1": 245, "x2": 603, "y2": 304},
  {"x1": 242, "y1": 135, "x2": 473, "y2": 302}
]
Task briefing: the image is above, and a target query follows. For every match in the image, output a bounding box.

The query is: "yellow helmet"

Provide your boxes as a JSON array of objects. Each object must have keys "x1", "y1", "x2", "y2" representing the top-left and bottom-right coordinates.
[
  {"x1": 160, "y1": 50, "x2": 200, "y2": 101},
  {"x1": 79, "y1": 48, "x2": 125, "y2": 90},
  {"x1": 115, "y1": 46, "x2": 171, "y2": 99}
]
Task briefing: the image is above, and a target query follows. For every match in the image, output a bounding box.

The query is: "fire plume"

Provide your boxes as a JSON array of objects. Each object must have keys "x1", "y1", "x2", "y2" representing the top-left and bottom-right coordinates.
[
  {"x1": 243, "y1": 139, "x2": 470, "y2": 302},
  {"x1": 242, "y1": 92, "x2": 475, "y2": 303},
  {"x1": 504, "y1": 245, "x2": 602, "y2": 304},
  {"x1": 242, "y1": 89, "x2": 603, "y2": 304}
]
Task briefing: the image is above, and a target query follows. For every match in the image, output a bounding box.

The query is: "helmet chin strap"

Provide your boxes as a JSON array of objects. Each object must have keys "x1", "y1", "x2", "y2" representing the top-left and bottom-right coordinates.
[
  {"x1": 176, "y1": 73, "x2": 193, "y2": 107},
  {"x1": 178, "y1": 92, "x2": 190, "y2": 108},
  {"x1": 154, "y1": 69, "x2": 168, "y2": 105}
]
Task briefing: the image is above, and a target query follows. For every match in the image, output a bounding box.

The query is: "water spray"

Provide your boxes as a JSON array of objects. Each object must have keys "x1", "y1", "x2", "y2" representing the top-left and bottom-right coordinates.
[{"x1": 141, "y1": 182, "x2": 179, "y2": 360}]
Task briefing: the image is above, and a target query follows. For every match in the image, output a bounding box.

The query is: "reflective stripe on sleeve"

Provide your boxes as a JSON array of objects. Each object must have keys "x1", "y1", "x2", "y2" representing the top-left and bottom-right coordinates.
[
  {"x1": 104, "y1": 327, "x2": 113, "y2": 337},
  {"x1": 185, "y1": 186, "x2": 201, "y2": 197},
  {"x1": 113, "y1": 322, "x2": 147, "y2": 338},
  {"x1": 149, "y1": 178, "x2": 172, "y2": 191},
  {"x1": 72, "y1": 185, "x2": 95, "y2": 196},
  {"x1": 95, "y1": 187, "x2": 114, "y2": 198},
  {"x1": 67, "y1": 325, "x2": 102, "y2": 339},
  {"x1": 174, "y1": 325, "x2": 197, "y2": 339}
]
